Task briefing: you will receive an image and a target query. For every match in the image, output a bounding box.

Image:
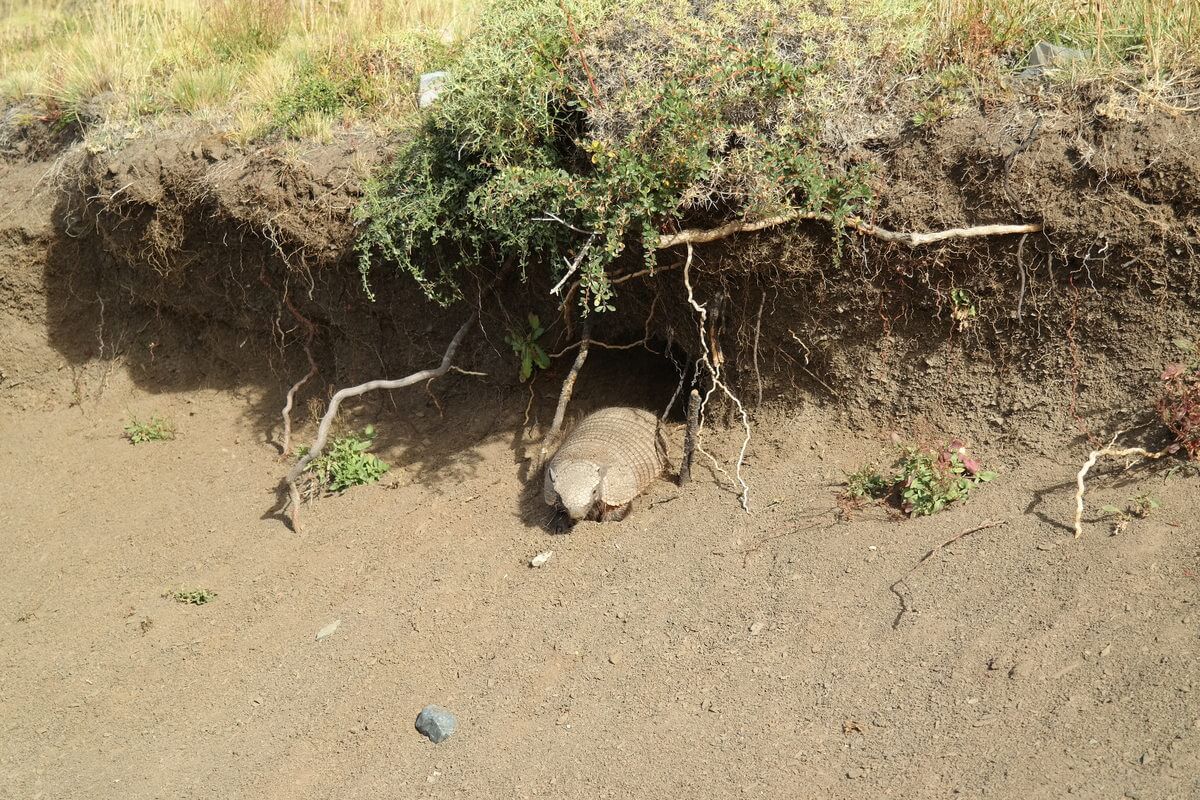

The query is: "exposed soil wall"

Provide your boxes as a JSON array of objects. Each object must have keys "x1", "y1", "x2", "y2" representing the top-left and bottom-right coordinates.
[{"x1": 3, "y1": 102, "x2": 1198, "y2": 452}]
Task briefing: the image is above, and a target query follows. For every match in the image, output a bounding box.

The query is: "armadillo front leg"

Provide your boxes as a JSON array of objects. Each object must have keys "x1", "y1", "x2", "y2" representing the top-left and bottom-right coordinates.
[{"x1": 598, "y1": 502, "x2": 632, "y2": 523}]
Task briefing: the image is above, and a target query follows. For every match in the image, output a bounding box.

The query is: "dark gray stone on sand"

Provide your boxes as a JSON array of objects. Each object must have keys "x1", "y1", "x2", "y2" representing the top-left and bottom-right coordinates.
[{"x1": 415, "y1": 705, "x2": 458, "y2": 743}]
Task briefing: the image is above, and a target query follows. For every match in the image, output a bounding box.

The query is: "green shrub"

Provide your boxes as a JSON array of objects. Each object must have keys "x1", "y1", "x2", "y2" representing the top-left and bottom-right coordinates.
[
  {"x1": 356, "y1": 0, "x2": 878, "y2": 310},
  {"x1": 300, "y1": 425, "x2": 390, "y2": 493}
]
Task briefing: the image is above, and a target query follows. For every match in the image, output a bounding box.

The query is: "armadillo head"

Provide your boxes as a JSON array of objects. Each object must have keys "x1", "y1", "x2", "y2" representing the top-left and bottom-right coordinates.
[{"x1": 547, "y1": 460, "x2": 602, "y2": 521}]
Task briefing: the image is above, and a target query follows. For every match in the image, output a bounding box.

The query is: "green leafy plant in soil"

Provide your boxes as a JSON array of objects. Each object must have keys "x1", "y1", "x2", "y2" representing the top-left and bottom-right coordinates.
[
  {"x1": 299, "y1": 425, "x2": 390, "y2": 493},
  {"x1": 894, "y1": 442, "x2": 996, "y2": 517},
  {"x1": 1157, "y1": 337, "x2": 1200, "y2": 460},
  {"x1": 505, "y1": 313, "x2": 550, "y2": 382},
  {"x1": 1101, "y1": 493, "x2": 1161, "y2": 535},
  {"x1": 124, "y1": 417, "x2": 175, "y2": 444},
  {"x1": 844, "y1": 440, "x2": 996, "y2": 517},
  {"x1": 355, "y1": 0, "x2": 876, "y2": 311},
  {"x1": 844, "y1": 464, "x2": 889, "y2": 501},
  {"x1": 165, "y1": 588, "x2": 217, "y2": 605}
]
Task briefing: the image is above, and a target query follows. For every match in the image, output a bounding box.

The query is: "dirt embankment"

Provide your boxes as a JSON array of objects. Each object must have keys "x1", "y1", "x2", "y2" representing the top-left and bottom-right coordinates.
[{"x1": 2, "y1": 100, "x2": 1199, "y2": 452}]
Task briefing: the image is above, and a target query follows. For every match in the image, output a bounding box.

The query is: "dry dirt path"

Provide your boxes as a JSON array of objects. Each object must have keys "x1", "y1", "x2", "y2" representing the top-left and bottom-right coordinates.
[{"x1": 2, "y1": 379, "x2": 1199, "y2": 799}]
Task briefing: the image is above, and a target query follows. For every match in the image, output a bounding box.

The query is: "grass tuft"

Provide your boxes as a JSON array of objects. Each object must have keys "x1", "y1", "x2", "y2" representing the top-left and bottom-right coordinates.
[{"x1": 124, "y1": 417, "x2": 176, "y2": 444}]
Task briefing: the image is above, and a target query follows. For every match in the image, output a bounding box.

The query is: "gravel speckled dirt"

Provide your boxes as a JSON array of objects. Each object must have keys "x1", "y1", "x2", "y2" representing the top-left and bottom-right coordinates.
[{"x1": 2, "y1": 112, "x2": 1199, "y2": 798}]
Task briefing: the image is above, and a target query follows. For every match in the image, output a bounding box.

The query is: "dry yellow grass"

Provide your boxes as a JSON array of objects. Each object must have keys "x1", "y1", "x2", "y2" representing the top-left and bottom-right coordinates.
[
  {"x1": 0, "y1": 0, "x2": 480, "y2": 137},
  {"x1": 0, "y1": 0, "x2": 1195, "y2": 144}
]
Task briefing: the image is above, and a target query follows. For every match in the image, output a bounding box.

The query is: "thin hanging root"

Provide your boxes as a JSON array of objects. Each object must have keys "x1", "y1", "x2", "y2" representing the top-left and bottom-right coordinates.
[
  {"x1": 258, "y1": 269, "x2": 319, "y2": 456},
  {"x1": 281, "y1": 358, "x2": 317, "y2": 456},
  {"x1": 280, "y1": 293, "x2": 318, "y2": 455},
  {"x1": 1073, "y1": 431, "x2": 1173, "y2": 538},
  {"x1": 539, "y1": 321, "x2": 591, "y2": 465},
  {"x1": 683, "y1": 243, "x2": 751, "y2": 511},
  {"x1": 281, "y1": 314, "x2": 477, "y2": 532}
]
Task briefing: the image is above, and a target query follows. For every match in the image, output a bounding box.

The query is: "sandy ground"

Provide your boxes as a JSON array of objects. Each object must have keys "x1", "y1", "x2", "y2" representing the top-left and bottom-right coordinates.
[{"x1": 2, "y1": 367, "x2": 1199, "y2": 800}]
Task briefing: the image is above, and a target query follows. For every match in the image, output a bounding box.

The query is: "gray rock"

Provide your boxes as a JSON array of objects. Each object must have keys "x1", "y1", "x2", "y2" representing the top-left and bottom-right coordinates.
[
  {"x1": 415, "y1": 705, "x2": 458, "y2": 743},
  {"x1": 418, "y1": 72, "x2": 449, "y2": 108},
  {"x1": 1020, "y1": 41, "x2": 1091, "y2": 78}
]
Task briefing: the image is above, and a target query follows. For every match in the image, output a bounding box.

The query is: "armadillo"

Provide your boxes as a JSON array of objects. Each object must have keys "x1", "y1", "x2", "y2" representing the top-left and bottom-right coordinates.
[{"x1": 544, "y1": 407, "x2": 666, "y2": 524}]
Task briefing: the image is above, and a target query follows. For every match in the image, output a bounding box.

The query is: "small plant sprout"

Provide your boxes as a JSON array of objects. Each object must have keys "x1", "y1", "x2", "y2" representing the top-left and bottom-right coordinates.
[
  {"x1": 1101, "y1": 493, "x2": 1161, "y2": 536},
  {"x1": 165, "y1": 588, "x2": 217, "y2": 605},
  {"x1": 1128, "y1": 493, "x2": 1161, "y2": 519},
  {"x1": 299, "y1": 425, "x2": 390, "y2": 495},
  {"x1": 124, "y1": 417, "x2": 175, "y2": 444},
  {"x1": 950, "y1": 289, "x2": 977, "y2": 331},
  {"x1": 505, "y1": 313, "x2": 550, "y2": 382},
  {"x1": 844, "y1": 464, "x2": 889, "y2": 502}
]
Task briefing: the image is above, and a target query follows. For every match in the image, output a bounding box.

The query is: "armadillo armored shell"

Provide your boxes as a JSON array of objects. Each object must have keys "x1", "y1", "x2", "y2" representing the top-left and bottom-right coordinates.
[{"x1": 544, "y1": 407, "x2": 666, "y2": 516}]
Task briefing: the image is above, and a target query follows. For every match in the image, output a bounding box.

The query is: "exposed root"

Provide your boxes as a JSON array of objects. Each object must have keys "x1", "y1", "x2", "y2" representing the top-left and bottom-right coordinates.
[
  {"x1": 752, "y1": 292, "x2": 765, "y2": 406},
  {"x1": 539, "y1": 320, "x2": 591, "y2": 465},
  {"x1": 257, "y1": 267, "x2": 320, "y2": 456},
  {"x1": 281, "y1": 314, "x2": 477, "y2": 532},
  {"x1": 279, "y1": 293, "x2": 318, "y2": 456},
  {"x1": 680, "y1": 389, "x2": 701, "y2": 486},
  {"x1": 656, "y1": 213, "x2": 1042, "y2": 249},
  {"x1": 549, "y1": 336, "x2": 646, "y2": 359},
  {"x1": 889, "y1": 519, "x2": 1008, "y2": 629},
  {"x1": 1073, "y1": 432, "x2": 1174, "y2": 538},
  {"x1": 683, "y1": 243, "x2": 751, "y2": 511}
]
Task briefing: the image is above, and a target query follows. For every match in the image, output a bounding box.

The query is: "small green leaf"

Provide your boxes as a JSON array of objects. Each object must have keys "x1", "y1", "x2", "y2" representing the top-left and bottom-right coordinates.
[
  {"x1": 977, "y1": 470, "x2": 997, "y2": 482},
  {"x1": 532, "y1": 343, "x2": 550, "y2": 370}
]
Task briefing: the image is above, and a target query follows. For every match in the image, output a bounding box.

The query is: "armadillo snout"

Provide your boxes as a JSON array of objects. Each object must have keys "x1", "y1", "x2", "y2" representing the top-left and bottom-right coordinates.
[{"x1": 548, "y1": 461, "x2": 601, "y2": 521}]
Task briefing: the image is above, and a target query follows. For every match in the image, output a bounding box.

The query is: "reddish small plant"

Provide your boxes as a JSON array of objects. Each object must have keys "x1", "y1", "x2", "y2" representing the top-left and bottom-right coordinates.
[{"x1": 1156, "y1": 339, "x2": 1200, "y2": 460}]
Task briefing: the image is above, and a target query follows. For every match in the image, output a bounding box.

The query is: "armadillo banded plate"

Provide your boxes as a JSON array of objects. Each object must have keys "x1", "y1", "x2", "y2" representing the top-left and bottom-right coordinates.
[{"x1": 547, "y1": 407, "x2": 665, "y2": 507}]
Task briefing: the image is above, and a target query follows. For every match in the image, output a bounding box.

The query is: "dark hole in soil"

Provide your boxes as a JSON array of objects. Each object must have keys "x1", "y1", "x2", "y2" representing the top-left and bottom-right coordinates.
[{"x1": 564, "y1": 337, "x2": 692, "y2": 423}]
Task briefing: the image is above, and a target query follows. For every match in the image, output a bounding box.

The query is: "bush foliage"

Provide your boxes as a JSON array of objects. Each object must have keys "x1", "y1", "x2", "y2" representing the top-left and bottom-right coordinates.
[{"x1": 355, "y1": 0, "x2": 892, "y2": 310}]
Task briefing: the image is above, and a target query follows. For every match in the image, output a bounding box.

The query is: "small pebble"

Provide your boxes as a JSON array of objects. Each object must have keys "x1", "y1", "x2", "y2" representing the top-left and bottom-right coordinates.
[
  {"x1": 749, "y1": 621, "x2": 765, "y2": 635},
  {"x1": 607, "y1": 651, "x2": 622, "y2": 665},
  {"x1": 415, "y1": 705, "x2": 458, "y2": 744},
  {"x1": 316, "y1": 620, "x2": 341, "y2": 641},
  {"x1": 846, "y1": 767, "x2": 865, "y2": 779},
  {"x1": 530, "y1": 551, "x2": 553, "y2": 568}
]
